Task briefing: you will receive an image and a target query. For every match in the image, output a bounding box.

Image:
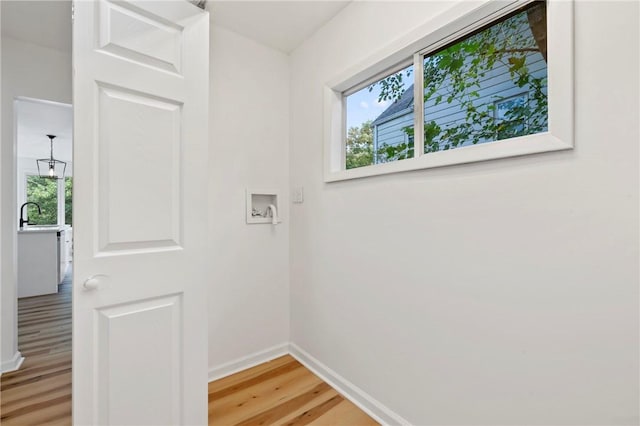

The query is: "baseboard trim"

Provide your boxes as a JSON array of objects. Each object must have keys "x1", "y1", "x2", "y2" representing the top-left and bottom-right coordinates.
[
  {"x1": 208, "y1": 343, "x2": 289, "y2": 382},
  {"x1": 1, "y1": 351, "x2": 24, "y2": 374},
  {"x1": 208, "y1": 342, "x2": 409, "y2": 425},
  {"x1": 289, "y1": 343, "x2": 410, "y2": 426}
]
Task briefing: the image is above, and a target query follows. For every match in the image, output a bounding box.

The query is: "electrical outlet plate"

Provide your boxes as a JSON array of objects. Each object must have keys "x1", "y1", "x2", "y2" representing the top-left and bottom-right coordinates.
[{"x1": 292, "y1": 187, "x2": 304, "y2": 204}]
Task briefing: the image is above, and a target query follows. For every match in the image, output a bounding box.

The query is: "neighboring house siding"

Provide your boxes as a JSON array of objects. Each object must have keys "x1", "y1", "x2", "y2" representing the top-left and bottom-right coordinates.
[
  {"x1": 423, "y1": 53, "x2": 547, "y2": 139},
  {"x1": 372, "y1": 22, "x2": 547, "y2": 156},
  {"x1": 374, "y1": 110, "x2": 414, "y2": 154}
]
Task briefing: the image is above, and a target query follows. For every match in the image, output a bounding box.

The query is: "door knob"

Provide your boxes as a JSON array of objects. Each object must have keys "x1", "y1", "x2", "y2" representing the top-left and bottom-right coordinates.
[{"x1": 83, "y1": 274, "x2": 108, "y2": 291}]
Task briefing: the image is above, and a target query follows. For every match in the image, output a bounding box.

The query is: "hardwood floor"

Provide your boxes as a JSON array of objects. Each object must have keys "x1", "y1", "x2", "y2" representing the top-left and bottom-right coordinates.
[
  {"x1": 2, "y1": 272, "x2": 376, "y2": 425},
  {"x1": 208, "y1": 355, "x2": 378, "y2": 426},
  {"x1": 0, "y1": 271, "x2": 72, "y2": 425}
]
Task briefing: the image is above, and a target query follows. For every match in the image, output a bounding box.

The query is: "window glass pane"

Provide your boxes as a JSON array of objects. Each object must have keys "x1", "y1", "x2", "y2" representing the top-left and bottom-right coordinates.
[
  {"x1": 422, "y1": 1, "x2": 547, "y2": 153},
  {"x1": 345, "y1": 63, "x2": 414, "y2": 169},
  {"x1": 65, "y1": 177, "x2": 72, "y2": 226},
  {"x1": 26, "y1": 175, "x2": 58, "y2": 225}
]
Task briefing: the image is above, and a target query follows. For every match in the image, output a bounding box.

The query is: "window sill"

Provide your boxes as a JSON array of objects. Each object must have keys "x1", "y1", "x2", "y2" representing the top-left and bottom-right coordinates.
[{"x1": 324, "y1": 132, "x2": 572, "y2": 182}]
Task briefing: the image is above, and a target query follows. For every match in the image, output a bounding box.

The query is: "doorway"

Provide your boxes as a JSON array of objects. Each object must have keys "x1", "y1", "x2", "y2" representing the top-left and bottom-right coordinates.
[
  {"x1": 1, "y1": 100, "x2": 74, "y2": 426},
  {"x1": 0, "y1": 1, "x2": 73, "y2": 423}
]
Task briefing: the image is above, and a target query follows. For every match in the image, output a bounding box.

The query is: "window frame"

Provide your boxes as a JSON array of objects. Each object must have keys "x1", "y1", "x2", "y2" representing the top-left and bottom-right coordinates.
[{"x1": 324, "y1": 0, "x2": 573, "y2": 182}]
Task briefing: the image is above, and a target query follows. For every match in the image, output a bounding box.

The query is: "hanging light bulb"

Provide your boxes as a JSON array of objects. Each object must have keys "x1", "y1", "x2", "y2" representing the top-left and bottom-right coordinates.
[{"x1": 37, "y1": 135, "x2": 67, "y2": 180}]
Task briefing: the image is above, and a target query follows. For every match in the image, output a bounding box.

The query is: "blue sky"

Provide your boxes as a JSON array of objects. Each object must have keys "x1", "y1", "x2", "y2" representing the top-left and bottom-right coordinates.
[
  {"x1": 345, "y1": 64, "x2": 414, "y2": 130},
  {"x1": 345, "y1": 85, "x2": 391, "y2": 129}
]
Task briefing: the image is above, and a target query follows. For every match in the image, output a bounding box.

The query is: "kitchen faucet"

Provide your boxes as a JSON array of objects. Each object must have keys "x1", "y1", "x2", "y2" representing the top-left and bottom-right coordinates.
[{"x1": 19, "y1": 202, "x2": 41, "y2": 229}]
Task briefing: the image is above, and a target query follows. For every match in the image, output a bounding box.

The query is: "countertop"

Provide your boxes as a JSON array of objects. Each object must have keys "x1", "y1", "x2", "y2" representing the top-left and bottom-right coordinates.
[{"x1": 18, "y1": 226, "x2": 66, "y2": 234}]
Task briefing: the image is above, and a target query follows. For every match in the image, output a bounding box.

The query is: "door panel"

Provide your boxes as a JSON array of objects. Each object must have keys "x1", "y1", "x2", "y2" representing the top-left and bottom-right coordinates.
[
  {"x1": 98, "y1": 1, "x2": 183, "y2": 74},
  {"x1": 97, "y1": 84, "x2": 182, "y2": 252},
  {"x1": 96, "y1": 294, "x2": 183, "y2": 425},
  {"x1": 73, "y1": 1, "x2": 209, "y2": 424}
]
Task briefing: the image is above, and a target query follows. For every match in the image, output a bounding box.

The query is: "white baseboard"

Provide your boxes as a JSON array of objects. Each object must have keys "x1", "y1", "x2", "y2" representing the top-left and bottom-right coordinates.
[
  {"x1": 289, "y1": 343, "x2": 410, "y2": 426},
  {"x1": 1, "y1": 351, "x2": 24, "y2": 374},
  {"x1": 208, "y1": 342, "x2": 409, "y2": 425},
  {"x1": 208, "y1": 343, "x2": 289, "y2": 382}
]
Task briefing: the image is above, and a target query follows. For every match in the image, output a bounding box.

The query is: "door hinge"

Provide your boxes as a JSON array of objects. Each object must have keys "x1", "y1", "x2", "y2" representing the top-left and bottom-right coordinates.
[{"x1": 71, "y1": 3, "x2": 75, "y2": 21}]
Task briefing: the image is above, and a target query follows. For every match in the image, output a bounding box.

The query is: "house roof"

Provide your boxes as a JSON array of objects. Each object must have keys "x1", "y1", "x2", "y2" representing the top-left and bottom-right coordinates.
[{"x1": 371, "y1": 84, "x2": 414, "y2": 126}]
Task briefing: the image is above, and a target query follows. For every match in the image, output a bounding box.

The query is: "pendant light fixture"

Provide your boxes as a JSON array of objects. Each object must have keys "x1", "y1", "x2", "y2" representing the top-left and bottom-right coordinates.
[{"x1": 36, "y1": 134, "x2": 66, "y2": 180}]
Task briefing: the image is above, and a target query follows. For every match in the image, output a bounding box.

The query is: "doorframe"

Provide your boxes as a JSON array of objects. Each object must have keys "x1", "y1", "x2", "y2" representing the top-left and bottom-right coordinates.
[
  {"x1": 2, "y1": 96, "x2": 73, "y2": 374},
  {"x1": 0, "y1": 2, "x2": 74, "y2": 372},
  {"x1": 0, "y1": 95, "x2": 22, "y2": 374}
]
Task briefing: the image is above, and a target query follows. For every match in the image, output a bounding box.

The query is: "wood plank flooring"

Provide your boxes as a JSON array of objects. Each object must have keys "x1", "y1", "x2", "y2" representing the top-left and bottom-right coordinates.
[
  {"x1": 0, "y1": 271, "x2": 72, "y2": 425},
  {"x1": 208, "y1": 355, "x2": 379, "y2": 426},
  {"x1": 2, "y1": 271, "x2": 376, "y2": 425}
]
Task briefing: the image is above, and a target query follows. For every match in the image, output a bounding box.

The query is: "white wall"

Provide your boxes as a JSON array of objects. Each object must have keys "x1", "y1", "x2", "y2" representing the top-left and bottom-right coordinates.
[
  {"x1": 0, "y1": 5, "x2": 636, "y2": 424},
  {"x1": 1, "y1": 19, "x2": 292, "y2": 377},
  {"x1": 1, "y1": 36, "x2": 71, "y2": 369},
  {"x1": 0, "y1": 0, "x2": 4, "y2": 372},
  {"x1": 289, "y1": 1, "x2": 639, "y2": 424},
  {"x1": 207, "y1": 24, "x2": 290, "y2": 375}
]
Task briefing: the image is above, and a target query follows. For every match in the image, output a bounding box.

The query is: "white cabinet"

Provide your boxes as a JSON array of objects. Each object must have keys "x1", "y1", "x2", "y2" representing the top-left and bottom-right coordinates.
[
  {"x1": 18, "y1": 228, "x2": 60, "y2": 298},
  {"x1": 65, "y1": 228, "x2": 73, "y2": 264},
  {"x1": 58, "y1": 230, "x2": 66, "y2": 283},
  {"x1": 58, "y1": 227, "x2": 72, "y2": 281}
]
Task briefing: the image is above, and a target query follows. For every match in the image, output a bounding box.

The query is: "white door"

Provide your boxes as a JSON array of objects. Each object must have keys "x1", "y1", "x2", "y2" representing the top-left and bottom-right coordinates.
[{"x1": 72, "y1": 1, "x2": 209, "y2": 424}]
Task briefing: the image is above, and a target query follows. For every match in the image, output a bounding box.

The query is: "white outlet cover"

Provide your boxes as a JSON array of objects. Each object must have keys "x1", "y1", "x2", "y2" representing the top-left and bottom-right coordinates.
[{"x1": 292, "y1": 187, "x2": 304, "y2": 204}]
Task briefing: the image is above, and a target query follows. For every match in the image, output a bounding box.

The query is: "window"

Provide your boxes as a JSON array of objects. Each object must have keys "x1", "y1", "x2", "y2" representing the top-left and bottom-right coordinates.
[
  {"x1": 345, "y1": 64, "x2": 414, "y2": 169},
  {"x1": 420, "y1": 4, "x2": 547, "y2": 152},
  {"x1": 24, "y1": 175, "x2": 73, "y2": 226},
  {"x1": 324, "y1": 0, "x2": 573, "y2": 182},
  {"x1": 26, "y1": 176, "x2": 58, "y2": 225}
]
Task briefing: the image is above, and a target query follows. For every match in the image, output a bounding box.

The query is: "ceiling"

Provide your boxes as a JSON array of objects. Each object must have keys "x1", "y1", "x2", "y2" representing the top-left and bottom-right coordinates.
[
  {"x1": 16, "y1": 99, "x2": 73, "y2": 162},
  {"x1": 209, "y1": 1, "x2": 351, "y2": 53},
  {"x1": 1, "y1": 0, "x2": 348, "y2": 55},
  {"x1": 4, "y1": 0, "x2": 348, "y2": 162},
  {"x1": 1, "y1": 1, "x2": 72, "y2": 52}
]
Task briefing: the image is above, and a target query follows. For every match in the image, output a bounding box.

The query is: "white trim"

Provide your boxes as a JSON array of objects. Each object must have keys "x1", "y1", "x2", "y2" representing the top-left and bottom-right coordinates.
[
  {"x1": 208, "y1": 343, "x2": 411, "y2": 425},
  {"x1": 1, "y1": 351, "x2": 24, "y2": 374},
  {"x1": 413, "y1": 52, "x2": 425, "y2": 158},
  {"x1": 208, "y1": 343, "x2": 289, "y2": 382},
  {"x1": 324, "y1": 86, "x2": 343, "y2": 178},
  {"x1": 289, "y1": 343, "x2": 411, "y2": 426},
  {"x1": 324, "y1": 0, "x2": 574, "y2": 182},
  {"x1": 326, "y1": 131, "x2": 569, "y2": 182}
]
